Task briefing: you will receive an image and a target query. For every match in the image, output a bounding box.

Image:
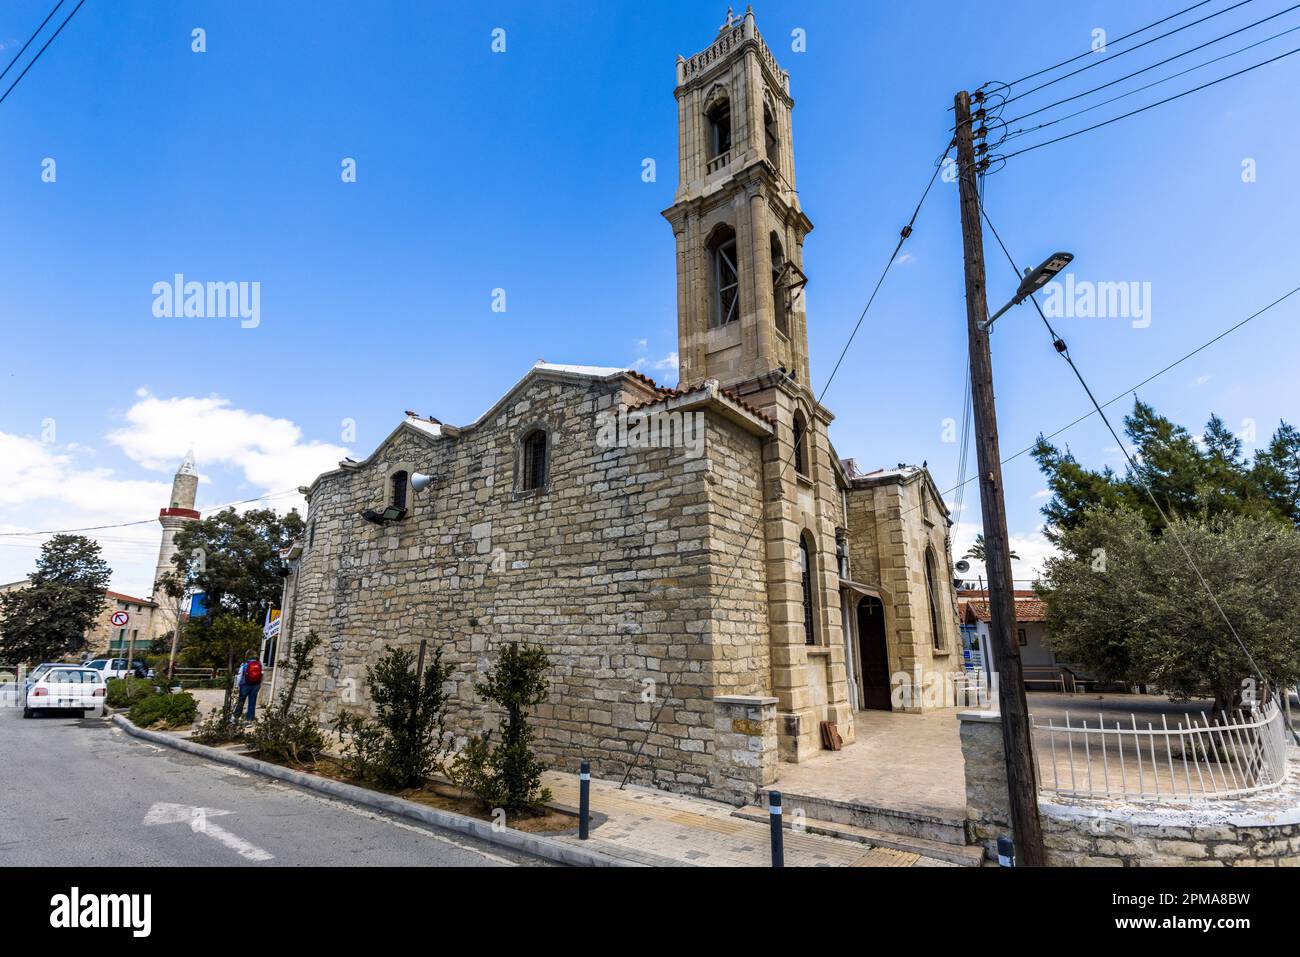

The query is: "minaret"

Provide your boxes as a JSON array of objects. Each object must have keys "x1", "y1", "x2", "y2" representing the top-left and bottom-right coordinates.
[{"x1": 151, "y1": 451, "x2": 200, "y2": 638}]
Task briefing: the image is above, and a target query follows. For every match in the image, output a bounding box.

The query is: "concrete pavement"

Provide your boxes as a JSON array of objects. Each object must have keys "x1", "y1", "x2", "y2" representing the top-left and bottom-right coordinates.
[{"x1": 0, "y1": 691, "x2": 550, "y2": 867}]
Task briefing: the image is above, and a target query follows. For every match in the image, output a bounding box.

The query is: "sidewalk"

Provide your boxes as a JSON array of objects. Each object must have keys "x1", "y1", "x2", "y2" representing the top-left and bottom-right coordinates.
[{"x1": 543, "y1": 772, "x2": 955, "y2": 867}]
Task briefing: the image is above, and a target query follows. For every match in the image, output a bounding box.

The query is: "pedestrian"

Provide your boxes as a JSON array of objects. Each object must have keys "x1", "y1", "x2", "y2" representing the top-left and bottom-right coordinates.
[{"x1": 234, "y1": 655, "x2": 264, "y2": 724}]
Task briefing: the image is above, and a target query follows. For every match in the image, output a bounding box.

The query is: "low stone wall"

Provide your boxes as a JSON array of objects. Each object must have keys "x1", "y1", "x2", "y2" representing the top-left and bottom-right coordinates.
[
  {"x1": 959, "y1": 709, "x2": 1300, "y2": 866},
  {"x1": 710, "y1": 695, "x2": 779, "y2": 799}
]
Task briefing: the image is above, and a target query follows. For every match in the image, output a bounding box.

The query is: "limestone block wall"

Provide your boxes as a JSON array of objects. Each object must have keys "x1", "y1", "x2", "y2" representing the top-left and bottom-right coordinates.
[
  {"x1": 844, "y1": 472, "x2": 961, "y2": 712},
  {"x1": 959, "y1": 710, "x2": 1300, "y2": 865},
  {"x1": 289, "y1": 372, "x2": 775, "y2": 802}
]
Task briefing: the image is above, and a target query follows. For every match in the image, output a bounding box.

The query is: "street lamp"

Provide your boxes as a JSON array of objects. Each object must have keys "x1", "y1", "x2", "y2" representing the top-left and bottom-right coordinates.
[{"x1": 979, "y1": 251, "x2": 1073, "y2": 332}]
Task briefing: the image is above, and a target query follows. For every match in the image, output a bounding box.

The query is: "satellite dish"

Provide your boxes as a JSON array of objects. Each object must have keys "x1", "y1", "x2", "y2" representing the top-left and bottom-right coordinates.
[
  {"x1": 955, "y1": 559, "x2": 971, "y2": 574},
  {"x1": 411, "y1": 472, "x2": 434, "y2": 493}
]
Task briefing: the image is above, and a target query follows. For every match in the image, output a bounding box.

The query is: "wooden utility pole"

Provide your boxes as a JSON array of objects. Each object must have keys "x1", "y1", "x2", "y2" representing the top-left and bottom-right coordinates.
[{"x1": 953, "y1": 89, "x2": 1045, "y2": 866}]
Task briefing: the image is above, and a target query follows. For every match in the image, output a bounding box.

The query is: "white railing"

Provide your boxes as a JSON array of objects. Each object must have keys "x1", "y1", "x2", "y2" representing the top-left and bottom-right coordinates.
[{"x1": 1032, "y1": 701, "x2": 1291, "y2": 802}]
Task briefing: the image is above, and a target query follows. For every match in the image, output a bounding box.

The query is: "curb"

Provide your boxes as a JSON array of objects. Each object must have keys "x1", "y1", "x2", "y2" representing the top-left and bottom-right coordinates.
[{"x1": 110, "y1": 714, "x2": 634, "y2": 868}]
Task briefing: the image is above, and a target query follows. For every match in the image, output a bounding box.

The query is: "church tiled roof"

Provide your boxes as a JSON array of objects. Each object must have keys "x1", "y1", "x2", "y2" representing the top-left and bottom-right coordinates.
[{"x1": 621, "y1": 371, "x2": 776, "y2": 428}]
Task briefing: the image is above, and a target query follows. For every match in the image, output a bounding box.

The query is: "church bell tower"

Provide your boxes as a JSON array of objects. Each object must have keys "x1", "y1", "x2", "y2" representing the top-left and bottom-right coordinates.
[
  {"x1": 663, "y1": 5, "x2": 813, "y2": 392},
  {"x1": 665, "y1": 9, "x2": 855, "y2": 762}
]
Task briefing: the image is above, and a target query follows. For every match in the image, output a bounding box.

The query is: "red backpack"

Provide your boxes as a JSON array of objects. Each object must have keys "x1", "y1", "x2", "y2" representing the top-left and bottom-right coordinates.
[{"x1": 245, "y1": 660, "x2": 263, "y2": 685}]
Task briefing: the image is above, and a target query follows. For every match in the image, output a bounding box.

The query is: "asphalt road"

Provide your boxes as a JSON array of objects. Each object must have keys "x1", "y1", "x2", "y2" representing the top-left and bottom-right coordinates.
[{"x1": 0, "y1": 687, "x2": 550, "y2": 867}]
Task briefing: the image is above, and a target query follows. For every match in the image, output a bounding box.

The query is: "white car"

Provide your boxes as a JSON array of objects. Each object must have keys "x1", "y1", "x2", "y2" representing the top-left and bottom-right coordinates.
[
  {"x1": 24, "y1": 666, "x2": 107, "y2": 718},
  {"x1": 84, "y1": 657, "x2": 150, "y2": 681}
]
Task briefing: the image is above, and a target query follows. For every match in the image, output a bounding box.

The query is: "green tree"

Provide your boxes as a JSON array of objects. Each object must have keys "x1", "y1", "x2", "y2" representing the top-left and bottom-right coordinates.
[
  {"x1": 474, "y1": 642, "x2": 552, "y2": 812},
  {"x1": 1032, "y1": 401, "x2": 1291, "y2": 540},
  {"x1": 0, "y1": 535, "x2": 110, "y2": 664},
  {"x1": 962, "y1": 533, "x2": 1019, "y2": 563},
  {"x1": 1040, "y1": 507, "x2": 1300, "y2": 718},
  {"x1": 169, "y1": 507, "x2": 303, "y2": 625}
]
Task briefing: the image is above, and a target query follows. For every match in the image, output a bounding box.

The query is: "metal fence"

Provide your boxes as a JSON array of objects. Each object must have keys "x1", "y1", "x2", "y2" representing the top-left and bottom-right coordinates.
[{"x1": 1032, "y1": 701, "x2": 1291, "y2": 802}]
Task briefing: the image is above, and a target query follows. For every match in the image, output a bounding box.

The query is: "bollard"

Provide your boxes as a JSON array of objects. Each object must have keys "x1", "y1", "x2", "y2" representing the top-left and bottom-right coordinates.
[
  {"x1": 997, "y1": 834, "x2": 1015, "y2": 867},
  {"x1": 769, "y1": 791, "x2": 784, "y2": 867},
  {"x1": 579, "y1": 760, "x2": 590, "y2": 840}
]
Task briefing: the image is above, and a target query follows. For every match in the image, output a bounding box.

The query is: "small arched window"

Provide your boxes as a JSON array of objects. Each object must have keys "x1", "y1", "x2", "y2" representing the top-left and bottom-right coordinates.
[
  {"x1": 925, "y1": 546, "x2": 944, "y2": 650},
  {"x1": 771, "y1": 233, "x2": 789, "y2": 337},
  {"x1": 764, "y1": 102, "x2": 780, "y2": 169},
  {"x1": 792, "y1": 411, "x2": 809, "y2": 477},
  {"x1": 390, "y1": 471, "x2": 408, "y2": 511},
  {"x1": 521, "y1": 429, "x2": 548, "y2": 491},
  {"x1": 709, "y1": 225, "x2": 739, "y2": 327},
  {"x1": 800, "y1": 533, "x2": 817, "y2": 646},
  {"x1": 707, "y1": 98, "x2": 732, "y2": 160}
]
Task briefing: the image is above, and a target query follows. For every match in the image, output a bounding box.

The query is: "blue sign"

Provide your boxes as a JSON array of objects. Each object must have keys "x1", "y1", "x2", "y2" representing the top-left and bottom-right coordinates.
[{"x1": 189, "y1": 592, "x2": 207, "y2": 618}]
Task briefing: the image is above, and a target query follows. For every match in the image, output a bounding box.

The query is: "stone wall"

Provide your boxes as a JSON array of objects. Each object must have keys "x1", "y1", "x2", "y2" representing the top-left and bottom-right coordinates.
[
  {"x1": 959, "y1": 709, "x2": 1300, "y2": 866},
  {"x1": 845, "y1": 471, "x2": 962, "y2": 712},
  {"x1": 288, "y1": 369, "x2": 776, "y2": 803}
]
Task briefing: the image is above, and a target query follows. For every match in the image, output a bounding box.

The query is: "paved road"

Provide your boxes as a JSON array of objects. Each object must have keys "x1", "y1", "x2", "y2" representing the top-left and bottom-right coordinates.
[{"x1": 0, "y1": 688, "x2": 549, "y2": 867}]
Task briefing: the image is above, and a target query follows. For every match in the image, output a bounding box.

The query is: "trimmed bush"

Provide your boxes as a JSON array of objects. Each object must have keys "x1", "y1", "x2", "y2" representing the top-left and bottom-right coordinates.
[
  {"x1": 129, "y1": 692, "x2": 197, "y2": 729},
  {"x1": 106, "y1": 676, "x2": 163, "y2": 708}
]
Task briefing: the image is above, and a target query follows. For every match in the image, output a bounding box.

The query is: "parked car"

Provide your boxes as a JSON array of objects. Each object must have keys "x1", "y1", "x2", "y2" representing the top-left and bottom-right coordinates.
[
  {"x1": 84, "y1": 658, "x2": 154, "y2": 681},
  {"x1": 23, "y1": 662, "x2": 62, "y2": 694},
  {"x1": 24, "y1": 666, "x2": 107, "y2": 718}
]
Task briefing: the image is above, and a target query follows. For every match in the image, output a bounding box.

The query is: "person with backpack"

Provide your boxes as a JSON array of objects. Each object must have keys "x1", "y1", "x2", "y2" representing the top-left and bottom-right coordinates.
[{"x1": 234, "y1": 655, "x2": 264, "y2": 724}]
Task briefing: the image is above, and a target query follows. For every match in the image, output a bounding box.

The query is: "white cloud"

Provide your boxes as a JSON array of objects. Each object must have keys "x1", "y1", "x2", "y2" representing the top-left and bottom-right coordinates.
[
  {"x1": 1032, "y1": 488, "x2": 1051, "y2": 499},
  {"x1": 1191, "y1": 374, "x2": 1211, "y2": 387},
  {"x1": 951, "y1": 523, "x2": 1059, "y2": 587},
  {"x1": 653, "y1": 352, "x2": 679, "y2": 372},
  {"x1": 0, "y1": 389, "x2": 349, "y2": 597},
  {"x1": 894, "y1": 252, "x2": 917, "y2": 265},
  {"x1": 108, "y1": 390, "x2": 348, "y2": 497}
]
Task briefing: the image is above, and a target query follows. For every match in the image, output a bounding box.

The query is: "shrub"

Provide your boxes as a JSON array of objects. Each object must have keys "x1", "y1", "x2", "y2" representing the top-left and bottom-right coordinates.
[
  {"x1": 129, "y1": 692, "x2": 197, "y2": 729},
  {"x1": 106, "y1": 676, "x2": 164, "y2": 708},
  {"x1": 192, "y1": 707, "x2": 244, "y2": 745},
  {"x1": 247, "y1": 708, "x2": 326, "y2": 765},
  {"x1": 246, "y1": 632, "x2": 325, "y2": 765},
  {"x1": 449, "y1": 642, "x2": 552, "y2": 812},
  {"x1": 332, "y1": 643, "x2": 452, "y2": 789}
]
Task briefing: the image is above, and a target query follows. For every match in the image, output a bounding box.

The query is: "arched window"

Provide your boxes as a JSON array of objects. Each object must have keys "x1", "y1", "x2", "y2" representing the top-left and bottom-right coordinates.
[
  {"x1": 925, "y1": 546, "x2": 944, "y2": 650},
  {"x1": 390, "y1": 471, "x2": 408, "y2": 511},
  {"x1": 707, "y1": 98, "x2": 731, "y2": 160},
  {"x1": 792, "y1": 411, "x2": 809, "y2": 476},
  {"x1": 708, "y1": 225, "x2": 739, "y2": 327},
  {"x1": 800, "y1": 533, "x2": 817, "y2": 646},
  {"x1": 771, "y1": 233, "x2": 789, "y2": 337},
  {"x1": 521, "y1": 429, "x2": 548, "y2": 491},
  {"x1": 764, "y1": 102, "x2": 780, "y2": 169}
]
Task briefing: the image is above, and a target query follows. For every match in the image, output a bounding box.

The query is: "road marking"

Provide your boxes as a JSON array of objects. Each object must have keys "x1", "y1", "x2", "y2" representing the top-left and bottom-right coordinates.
[
  {"x1": 260, "y1": 782, "x2": 521, "y2": 866},
  {"x1": 143, "y1": 802, "x2": 274, "y2": 862}
]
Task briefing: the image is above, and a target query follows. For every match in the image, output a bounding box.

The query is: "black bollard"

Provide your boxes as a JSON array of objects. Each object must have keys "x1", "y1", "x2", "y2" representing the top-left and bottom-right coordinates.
[
  {"x1": 579, "y1": 760, "x2": 590, "y2": 840},
  {"x1": 769, "y1": 791, "x2": 784, "y2": 867},
  {"x1": 998, "y1": 834, "x2": 1015, "y2": 867}
]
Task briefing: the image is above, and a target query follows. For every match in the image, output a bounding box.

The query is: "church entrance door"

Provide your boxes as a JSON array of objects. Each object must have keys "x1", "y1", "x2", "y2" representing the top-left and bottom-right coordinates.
[{"x1": 856, "y1": 595, "x2": 891, "y2": 711}]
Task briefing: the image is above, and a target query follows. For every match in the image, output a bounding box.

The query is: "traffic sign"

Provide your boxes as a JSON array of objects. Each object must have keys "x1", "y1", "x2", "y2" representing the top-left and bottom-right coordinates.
[{"x1": 111, "y1": 611, "x2": 130, "y2": 627}]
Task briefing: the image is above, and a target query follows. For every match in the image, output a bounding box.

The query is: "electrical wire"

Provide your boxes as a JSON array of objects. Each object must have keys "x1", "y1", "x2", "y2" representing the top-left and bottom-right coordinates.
[
  {"x1": 1004, "y1": 0, "x2": 1218, "y2": 87},
  {"x1": 978, "y1": 201, "x2": 1267, "y2": 682},
  {"x1": 1003, "y1": 3, "x2": 1300, "y2": 126},
  {"x1": 1000, "y1": 21, "x2": 1300, "y2": 145},
  {"x1": 1003, "y1": 0, "x2": 1256, "y2": 105},
  {"x1": 0, "y1": 0, "x2": 65, "y2": 86},
  {"x1": 1001, "y1": 41, "x2": 1300, "y2": 161},
  {"x1": 0, "y1": 0, "x2": 85, "y2": 108}
]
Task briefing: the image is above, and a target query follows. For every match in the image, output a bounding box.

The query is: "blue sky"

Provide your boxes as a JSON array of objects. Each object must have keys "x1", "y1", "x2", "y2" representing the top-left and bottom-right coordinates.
[{"x1": 1, "y1": 0, "x2": 1297, "y2": 595}]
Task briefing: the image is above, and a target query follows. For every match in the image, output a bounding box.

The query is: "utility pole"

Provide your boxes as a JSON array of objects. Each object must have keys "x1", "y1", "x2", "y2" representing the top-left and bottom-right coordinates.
[{"x1": 953, "y1": 89, "x2": 1045, "y2": 866}]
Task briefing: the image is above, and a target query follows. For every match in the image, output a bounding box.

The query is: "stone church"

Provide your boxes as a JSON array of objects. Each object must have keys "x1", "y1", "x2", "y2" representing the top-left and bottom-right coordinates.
[{"x1": 285, "y1": 10, "x2": 961, "y2": 802}]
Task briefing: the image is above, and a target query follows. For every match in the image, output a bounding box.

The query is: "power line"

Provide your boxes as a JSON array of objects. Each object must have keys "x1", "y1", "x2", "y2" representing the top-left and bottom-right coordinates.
[
  {"x1": 1004, "y1": 0, "x2": 1218, "y2": 87},
  {"x1": 1003, "y1": 0, "x2": 1256, "y2": 106},
  {"x1": 620, "y1": 141, "x2": 953, "y2": 788},
  {"x1": 979, "y1": 202, "x2": 1266, "y2": 681},
  {"x1": 1002, "y1": 42, "x2": 1300, "y2": 161},
  {"x1": 0, "y1": 0, "x2": 65, "y2": 86},
  {"x1": 0, "y1": 0, "x2": 86, "y2": 108},
  {"x1": 1004, "y1": 3, "x2": 1300, "y2": 127},
  {"x1": 917, "y1": 280, "x2": 1300, "y2": 525},
  {"x1": 1000, "y1": 21, "x2": 1300, "y2": 146},
  {"x1": 0, "y1": 488, "x2": 302, "y2": 539}
]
